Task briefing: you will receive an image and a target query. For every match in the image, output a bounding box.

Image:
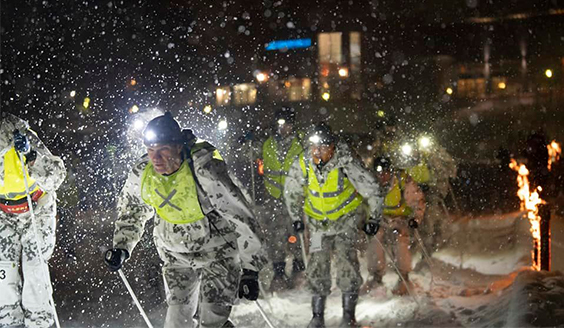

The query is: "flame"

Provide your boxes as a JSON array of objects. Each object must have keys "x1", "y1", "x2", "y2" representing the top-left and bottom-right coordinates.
[
  {"x1": 547, "y1": 140, "x2": 561, "y2": 171},
  {"x1": 509, "y1": 159, "x2": 545, "y2": 271}
]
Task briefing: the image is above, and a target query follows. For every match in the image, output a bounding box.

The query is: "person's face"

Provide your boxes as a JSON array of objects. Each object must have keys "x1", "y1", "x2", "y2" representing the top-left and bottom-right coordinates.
[
  {"x1": 311, "y1": 143, "x2": 335, "y2": 165},
  {"x1": 277, "y1": 122, "x2": 293, "y2": 138},
  {"x1": 378, "y1": 170, "x2": 393, "y2": 185},
  {"x1": 147, "y1": 144, "x2": 183, "y2": 175}
]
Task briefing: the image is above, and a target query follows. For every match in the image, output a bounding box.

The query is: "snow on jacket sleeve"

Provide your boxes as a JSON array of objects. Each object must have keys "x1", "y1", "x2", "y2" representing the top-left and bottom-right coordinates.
[
  {"x1": 283, "y1": 157, "x2": 306, "y2": 223},
  {"x1": 193, "y1": 148, "x2": 267, "y2": 272},
  {"x1": 113, "y1": 158, "x2": 155, "y2": 254},
  {"x1": 342, "y1": 149, "x2": 383, "y2": 220}
]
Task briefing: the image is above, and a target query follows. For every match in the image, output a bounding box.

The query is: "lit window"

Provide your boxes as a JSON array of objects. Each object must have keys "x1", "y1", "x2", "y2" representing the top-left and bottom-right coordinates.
[
  {"x1": 318, "y1": 32, "x2": 342, "y2": 64},
  {"x1": 233, "y1": 83, "x2": 257, "y2": 105},
  {"x1": 349, "y1": 32, "x2": 361, "y2": 73},
  {"x1": 457, "y1": 78, "x2": 486, "y2": 98},
  {"x1": 287, "y1": 78, "x2": 311, "y2": 101},
  {"x1": 216, "y1": 87, "x2": 231, "y2": 105}
]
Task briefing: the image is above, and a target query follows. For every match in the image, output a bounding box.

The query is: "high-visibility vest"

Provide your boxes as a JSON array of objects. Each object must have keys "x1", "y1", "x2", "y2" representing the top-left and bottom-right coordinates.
[
  {"x1": 408, "y1": 159, "x2": 432, "y2": 185},
  {"x1": 262, "y1": 134, "x2": 303, "y2": 199},
  {"x1": 383, "y1": 172, "x2": 413, "y2": 217},
  {"x1": 0, "y1": 148, "x2": 40, "y2": 200},
  {"x1": 140, "y1": 142, "x2": 220, "y2": 224},
  {"x1": 299, "y1": 154, "x2": 363, "y2": 221}
]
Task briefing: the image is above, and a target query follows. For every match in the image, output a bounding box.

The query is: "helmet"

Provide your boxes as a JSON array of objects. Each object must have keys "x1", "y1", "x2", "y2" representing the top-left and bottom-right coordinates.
[
  {"x1": 308, "y1": 122, "x2": 337, "y2": 145},
  {"x1": 274, "y1": 107, "x2": 296, "y2": 126},
  {"x1": 143, "y1": 112, "x2": 184, "y2": 146}
]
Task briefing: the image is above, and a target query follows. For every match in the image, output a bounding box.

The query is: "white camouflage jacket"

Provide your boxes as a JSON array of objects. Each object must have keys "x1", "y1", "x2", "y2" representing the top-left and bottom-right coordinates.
[
  {"x1": 113, "y1": 145, "x2": 267, "y2": 271},
  {"x1": 284, "y1": 141, "x2": 383, "y2": 228},
  {"x1": 0, "y1": 113, "x2": 66, "y2": 193}
]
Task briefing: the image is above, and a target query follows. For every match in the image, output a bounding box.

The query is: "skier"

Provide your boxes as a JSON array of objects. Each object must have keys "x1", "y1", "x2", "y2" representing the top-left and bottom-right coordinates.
[
  {"x1": 104, "y1": 112, "x2": 267, "y2": 328},
  {"x1": 408, "y1": 137, "x2": 457, "y2": 251},
  {"x1": 0, "y1": 113, "x2": 66, "y2": 328},
  {"x1": 259, "y1": 107, "x2": 306, "y2": 291},
  {"x1": 284, "y1": 122, "x2": 382, "y2": 328},
  {"x1": 360, "y1": 155, "x2": 425, "y2": 296}
]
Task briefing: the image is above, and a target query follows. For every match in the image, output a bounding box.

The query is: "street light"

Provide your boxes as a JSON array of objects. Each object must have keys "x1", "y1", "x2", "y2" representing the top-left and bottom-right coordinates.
[
  {"x1": 545, "y1": 69, "x2": 553, "y2": 78},
  {"x1": 322, "y1": 92, "x2": 330, "y2": 101},
  {"x1": 70, "y1": 90, "x2": 76, "y2": 98},
  {"x1": 255, "y1": 72, "x2": 268, "y2": 83},
  {"x1": 203, "y1": 105, "x2": 212, "y2": 114},
  {"x1": 129, "y1": 105, "x2": 140, "y2": 113},
  {"x1": 446, "y1": 87, "x2": 453, "y2": 95},
  {"x1": 338, "y1": 67, "x2": 349, "y2": 77}
]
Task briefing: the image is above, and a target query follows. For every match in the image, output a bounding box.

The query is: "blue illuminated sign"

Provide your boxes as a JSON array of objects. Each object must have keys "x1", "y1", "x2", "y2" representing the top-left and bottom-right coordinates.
[{"x1": 265, "y1": 38, "x2": 312, "y2": 51}]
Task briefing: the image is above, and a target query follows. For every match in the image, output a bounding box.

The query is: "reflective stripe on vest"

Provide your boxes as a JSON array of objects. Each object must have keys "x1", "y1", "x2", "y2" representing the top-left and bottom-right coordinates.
[
  {"x1": 0, "y1": 148, "x2": 40, "y2": 201},
  {"x1": 262, "y1": 135, "x2": 303, "y2": 199},
  {"x1": 301, "y1": 156, "x2": 363, "y2": 221},
  {"x1": 383, "y1": 172, "x2": 413, "y2": 217},
  {"x1": 141, "y1": 161, "x2": 206, "y2": 224}
]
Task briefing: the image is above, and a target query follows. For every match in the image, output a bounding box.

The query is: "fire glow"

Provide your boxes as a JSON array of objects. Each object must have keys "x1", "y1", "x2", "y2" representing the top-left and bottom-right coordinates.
[
  {"x1": 547, "y1": 140, "x2": 561, "y2": 171},
  {"x1": 509, "y1": 159, "x2": 544, "y2": 271}
]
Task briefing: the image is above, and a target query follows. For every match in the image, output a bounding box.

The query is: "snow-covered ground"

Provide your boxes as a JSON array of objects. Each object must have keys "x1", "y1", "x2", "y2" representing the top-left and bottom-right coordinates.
[
  {"x1": 230, "y1": 212, "x2": 564, "y2": 328},
  {"x1": 52, "y1": 210, "x2": 564, "y2": 327}
]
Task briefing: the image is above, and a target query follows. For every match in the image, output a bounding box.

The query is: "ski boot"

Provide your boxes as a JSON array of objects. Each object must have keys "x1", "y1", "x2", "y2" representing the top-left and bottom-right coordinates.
[
  {"x1": 392, "y1": 274, "x2": 414, "y2": 296},
  {"x1": 307, "y1": 295, "x2": 326, "y2": 328},
  {"x1": 269, "y1": 262, "x2": 290, "y2": 292},
  {"x1": 339, "y1": 293, "x2": 359, "y2": 328},
  {"x1": 289, "y1": 258, "x2": 306, "y2": 289}
]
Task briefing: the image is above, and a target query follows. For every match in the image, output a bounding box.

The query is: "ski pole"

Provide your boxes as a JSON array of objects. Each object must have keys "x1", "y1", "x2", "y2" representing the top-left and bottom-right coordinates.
[
  {"x1": 298, "y1": 232, "x2": 308, "y2": 270},
  {"x1": 18, "y1": 152, "x2": 61, "y2": 328},
  {"x1": 254, "y1": 300, "x2": 277, "y2": 328},
  {"x1": 118, "y1": 269, "x2": 154, "y2": 328},
  {"x1": 373, "y1": 236, "x2": 420, "y2": 306},
  {"x1": 412, "y1": 229, "x2": 439, "y2": 287},
  {"x1": 243, "y1": 285, "x2": 276, "y2": 328},
  {"x1": 413, "y1": 229, "x2": 434, "y2": 271}
]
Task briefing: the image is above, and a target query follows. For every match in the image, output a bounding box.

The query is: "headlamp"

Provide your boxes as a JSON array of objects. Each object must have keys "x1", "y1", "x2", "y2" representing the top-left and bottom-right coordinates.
[
  {"x1": 401, "y1": 143, "x2": 413, "y2": 156},
  {"x1": 376, "y1": 165, "x2": 383, "y2": 172},
  {"x1": 309, "y1": 135, "x2": 321, "y2": 144},
  {"x1": 418, "y1": 136, "x2": 432, "y2": 150},
  {"x1": 145, "y1": 130, "x2": 157, "y2": 142},
  {"x1": 277, "y1": 118, "x2": 286, "y2": 126}
]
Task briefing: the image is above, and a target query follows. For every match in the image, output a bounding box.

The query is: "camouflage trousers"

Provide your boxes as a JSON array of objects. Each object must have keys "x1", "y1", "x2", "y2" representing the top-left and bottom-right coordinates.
[
  {"x1": 366, "y1": 216, "x2": 412, "y2": 277},
  {"x1": 306, "y1": 212, "x2": 363, "y2": 296},
  {"x1": 258, "y1": 196, "x2": 302, "y2": 264},
  {"x1": 0, "y1": 192, "x2": 57, "y2": 328},
  {"x1": 157, "y1": 239, "x2": 241, "y2": 328}
]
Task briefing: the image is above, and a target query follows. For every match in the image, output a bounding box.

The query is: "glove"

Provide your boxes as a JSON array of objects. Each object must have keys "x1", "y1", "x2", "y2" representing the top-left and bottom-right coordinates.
[
  {"x1": 292, "y1": 220, "x2": 305, "y2": 233},
  {"x1": 25, "y1": 149, "x2": 37, "y2": 165},
  {"x1": 238, "y1": 269, "x2": 259, "y2": 300},
  {"x1": 13, "y1": 130, "x2": 30, "y2": 154},
  {"x1": 408, "y1": 218, "x2": 419, "y2": 229},
  {"x1": 104, "y1": 248, "x2": 130, "y2": 272},
  {"x1": 363, "y1": 218, "x2": 380, "y2": 236}
]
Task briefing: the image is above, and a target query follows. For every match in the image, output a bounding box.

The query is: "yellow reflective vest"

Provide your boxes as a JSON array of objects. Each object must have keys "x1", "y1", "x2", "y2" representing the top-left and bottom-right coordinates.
[
  {"x1": 383, "y1": 172, "x2": 413, "y2": 217},
  {"x1": 299, "y1": 154, "x2": 363, "y2": 221},
  {"x1": 140, "y1": 142, "x2": 220, "y2": 225},
  {"x1": 0, "y1": 148, "x2": 40, "y2": 200},
  {"x1": 408, "y1": 159, "x2": 432, "y2": 185},
  {"x1": 262, "y1": 134, "x2": 303, "y2": 199}
]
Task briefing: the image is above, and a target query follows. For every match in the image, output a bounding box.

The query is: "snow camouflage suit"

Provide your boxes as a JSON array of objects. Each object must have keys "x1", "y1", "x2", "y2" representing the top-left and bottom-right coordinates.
[
  {"x1": 366, "y1": 172, "x2": 426, "y2": 278},
  {"x1": 284, "y1": 141, "x2": 383, "y2": 296},
  {"x1": 0, "y1": 113, "x2": 66, "y2": 328},
  {"x1": 113, "y1": 142, "x2": 267, "y2": 328},
  {"x1": 259, "y1": 132, "x2": 303, "y2": 264}
]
